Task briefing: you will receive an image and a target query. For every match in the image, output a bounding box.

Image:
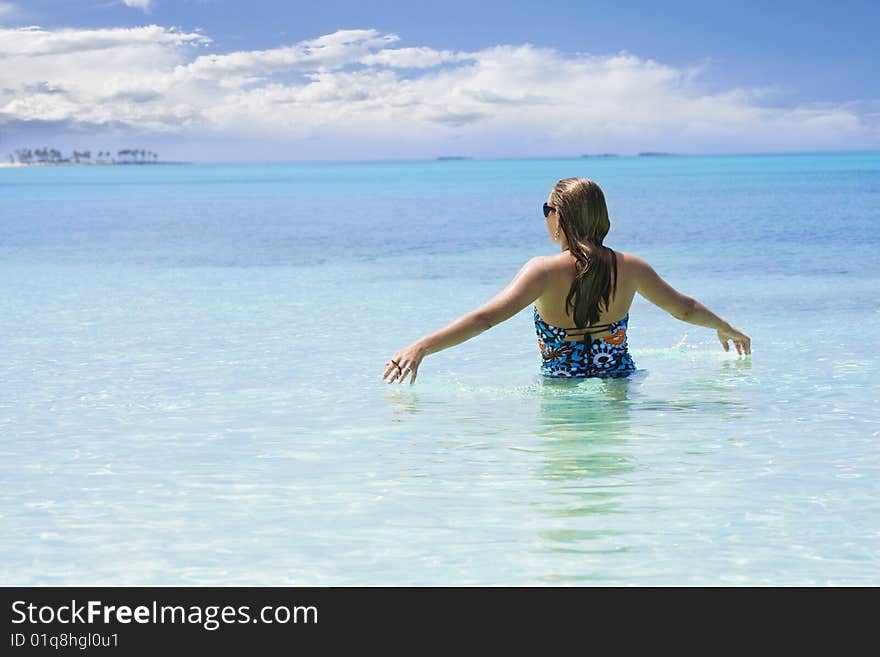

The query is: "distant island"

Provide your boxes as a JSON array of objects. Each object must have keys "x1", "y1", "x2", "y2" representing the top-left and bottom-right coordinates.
[
  {"x1": 580, "y1": 152, "x2": 680, "y2": 158},
  {"x1": 436, "y1": 156, "x2": 473, "y2": 160},
  {"x1": 2, "y1": 147, "x2": 180, "y2": 167}
]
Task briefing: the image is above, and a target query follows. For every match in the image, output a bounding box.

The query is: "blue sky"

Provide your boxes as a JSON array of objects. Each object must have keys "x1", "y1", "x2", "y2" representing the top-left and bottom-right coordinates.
[{"x1": 1, "y1": 0, "x2": 877, "y2": 161}]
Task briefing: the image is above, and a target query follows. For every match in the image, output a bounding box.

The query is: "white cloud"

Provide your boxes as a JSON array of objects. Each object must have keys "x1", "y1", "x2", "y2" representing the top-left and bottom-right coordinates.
[
  {"x1": 360, "y1": 47, "x2": 472, "y2": 68},
  {"x1": 123, "y1": 0, "x2": 155, "y2": 13},
  {"x1": 181, "y1": 29, "x2": 398, "y2": 82},
  {"x1": 0, "y1": 24, "x2": 876, "y2": 157},
  {"x1": 0, "y1": 24, "x2": 207, "y2": 56}
]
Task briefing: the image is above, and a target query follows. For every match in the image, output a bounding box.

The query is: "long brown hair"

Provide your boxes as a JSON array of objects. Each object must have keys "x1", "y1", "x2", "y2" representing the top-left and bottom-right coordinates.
[{"x1": 549, "y1": 178, "x2": 617, "y2": 328}]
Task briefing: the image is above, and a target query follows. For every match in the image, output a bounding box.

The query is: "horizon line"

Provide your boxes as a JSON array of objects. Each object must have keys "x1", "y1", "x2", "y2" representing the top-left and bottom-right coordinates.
[
  {"x1": 175, "y1": 148, "x2": 880, "y2": 165},
  {"x1": 4, "y1": 148, "x2": 878, "y2": 167}
]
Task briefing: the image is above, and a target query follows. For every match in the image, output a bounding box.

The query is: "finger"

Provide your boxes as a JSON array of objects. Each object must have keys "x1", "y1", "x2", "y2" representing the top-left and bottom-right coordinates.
[
  {"x1": 720, "y1": 338, "x2": 729, "y2": 352},
  {"x1": 735, "y1": 341, "x2": 743, "y2": 355},
  {"x1": 386, "y1": 356, "x2": 406, "y2": 379},
  {"x1": 381, "y1": 360, "x2": 398, "y2": 381},
  {"x1": 411, "y1": 365, "x2": 418, "y2": 384},
  {"x1": 397, "y1": 362, "x2": 411, "y2": 384},
  {"x1": 384, "y1": 361, "x2": 401, "y2": 383}
]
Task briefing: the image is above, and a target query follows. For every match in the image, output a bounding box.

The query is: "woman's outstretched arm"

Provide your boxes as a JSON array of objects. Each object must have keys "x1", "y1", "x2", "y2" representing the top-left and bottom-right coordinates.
[
  {"x1": 632, "y1": 255, "x2": 752, "y2": 355},
  {"x1": 381, "y1": 257, "x2": 550, "y2": 384}
]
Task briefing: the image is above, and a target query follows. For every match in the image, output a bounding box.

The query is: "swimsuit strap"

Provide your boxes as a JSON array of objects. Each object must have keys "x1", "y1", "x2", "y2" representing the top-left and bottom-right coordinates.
[
  {"x1": 534, "y1": 307, "x2": 621, "y2": 337},
  {"x1": 559, "y1": 322, "x2": 615, "y2": 335},
  {"x1": 562, "y1": 321, "x2": 619, "y2": 376}
]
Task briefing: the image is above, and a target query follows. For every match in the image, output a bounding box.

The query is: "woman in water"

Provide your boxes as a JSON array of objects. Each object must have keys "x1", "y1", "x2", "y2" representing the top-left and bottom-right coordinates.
[{"x1": 381, "y1": 177, "x2": 750, "y2": 384}]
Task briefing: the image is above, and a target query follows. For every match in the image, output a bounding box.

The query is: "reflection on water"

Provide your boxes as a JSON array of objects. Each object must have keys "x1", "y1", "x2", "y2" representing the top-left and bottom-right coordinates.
[
  {"x1": 532, "y1": 377, "x2": 637, "y2": 578},
  {"x1": 535, "y1": 376, "x2": 634, "y2": 474},
  {"x1": 720, "y1": 358, "x2": 753, "y2": 375},
  {"x1": 383, "y1": 388, "x2": 423, "y2": 420}
]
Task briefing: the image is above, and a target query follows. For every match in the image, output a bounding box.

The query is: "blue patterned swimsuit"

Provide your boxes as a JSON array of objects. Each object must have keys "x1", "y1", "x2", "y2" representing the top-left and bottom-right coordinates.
[{"x1": 534, "y1": 305, "x2": 636, "y2": 378}]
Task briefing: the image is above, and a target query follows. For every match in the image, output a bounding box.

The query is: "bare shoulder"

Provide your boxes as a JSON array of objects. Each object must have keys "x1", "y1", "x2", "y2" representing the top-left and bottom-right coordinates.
[
  {"x1": 614, "y1": 251, "x2": 652, "y2": 278},
  {"x1": 545, "y1": 250, "x2": 580, "y2": 269},
  {"x1": 615, "y1": 250, "x2": 647, "y2": 268},
  {"x1": 541, "y1": 249, "x2": 645, "y2": 282},
  {"x1": 520, "y1": 254, "x2": 554, "y2": 274},
  {"x1": 512, "y1": 255, "x2": 556, "y2": 287},
  {"x1": 541, "y1": 251, "x2": 578, "y2": 281}
]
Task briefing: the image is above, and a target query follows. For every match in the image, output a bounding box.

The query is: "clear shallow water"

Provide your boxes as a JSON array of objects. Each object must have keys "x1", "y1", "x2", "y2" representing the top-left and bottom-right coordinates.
[{"x1": 1, "y1": 152, "x2": 878, "y2": 585}]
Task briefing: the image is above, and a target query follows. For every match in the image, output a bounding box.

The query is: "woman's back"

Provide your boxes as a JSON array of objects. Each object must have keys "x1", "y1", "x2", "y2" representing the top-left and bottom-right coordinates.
[
  {"x1": 534, "y1": 248, "x2": 638, "y2": 337},
  {"x1": 534, "y1": 247, "x2": 639, "y2": 378}
]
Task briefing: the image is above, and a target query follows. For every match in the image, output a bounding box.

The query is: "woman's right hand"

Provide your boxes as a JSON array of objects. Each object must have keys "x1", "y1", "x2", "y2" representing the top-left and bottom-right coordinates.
[{"x1": 717, "y1": 325, "x2": 751, "y2": 355}]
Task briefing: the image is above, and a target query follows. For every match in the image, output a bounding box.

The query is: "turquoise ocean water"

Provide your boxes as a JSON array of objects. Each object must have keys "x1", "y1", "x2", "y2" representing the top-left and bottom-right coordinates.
[{"x1": 1, "y1": 152, "x2": 878, "y2": 585}]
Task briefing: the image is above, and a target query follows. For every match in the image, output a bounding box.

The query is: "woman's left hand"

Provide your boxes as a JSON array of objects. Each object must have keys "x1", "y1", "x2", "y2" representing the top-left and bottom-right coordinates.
[{"x1": 381, "y1": 342, "x2": 427, "y2": 384}]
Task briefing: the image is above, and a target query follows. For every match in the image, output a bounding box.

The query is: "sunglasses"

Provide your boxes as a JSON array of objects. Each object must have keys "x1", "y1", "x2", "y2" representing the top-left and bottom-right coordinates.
[{"x1": 542, "y1": 203, "x2": 557, "y2": 218}]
